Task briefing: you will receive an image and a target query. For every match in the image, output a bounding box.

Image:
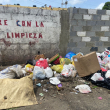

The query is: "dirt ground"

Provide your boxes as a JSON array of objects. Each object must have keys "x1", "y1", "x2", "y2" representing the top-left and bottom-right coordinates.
[
  {"x1": 16, "y1": 77, "x2": 110, "y2": 110},
  {"x1": 0, "y1": 66, "x2": 110, "y2": 110}
]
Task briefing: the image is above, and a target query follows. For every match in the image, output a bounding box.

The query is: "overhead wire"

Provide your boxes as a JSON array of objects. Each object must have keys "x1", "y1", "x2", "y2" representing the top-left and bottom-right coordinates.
[
  {"x1": 29, "y1": 0, "x2": 61, "y2": 7},
  {"x1": 29, "y1": 0, "x2": 48, "y2": 6}
]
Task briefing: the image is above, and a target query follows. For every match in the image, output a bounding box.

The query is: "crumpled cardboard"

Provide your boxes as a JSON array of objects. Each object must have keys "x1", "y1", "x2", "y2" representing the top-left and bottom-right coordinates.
[
  {"x1": 0, "y1": 75, "x2": 38, "y2": 109},
  {"x1": 35, "y1": 54, "x2": 45, "y2": 60},
  {"x1": 73, "y1": 52, "x2": 101, "y2": 77}
]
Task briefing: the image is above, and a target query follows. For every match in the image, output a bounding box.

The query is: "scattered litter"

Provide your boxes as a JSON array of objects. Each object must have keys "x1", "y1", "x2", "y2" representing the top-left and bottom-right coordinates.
[
  {"x1": 105, "y1": 70, "x2": 110, "y2": 78},
  {"x1": 75, "y1": 85, "x2": 91, "y2": 94},
  {"x1": 75, "y1": 92, "x2": 78, "y2": 94},
  {"x1": 58, "y1": 83, "x2": 62, "y2": 87},
  {"x1": 57, "y1": 91, "x2": 64, "y2": 95},
  {"x1": 40, "y1": 97, "x2": 45, "y2": 101},
  {"x1": 33, "y1": 66, "x2": 46, "y2": 80},
  {"x1": 36, "y1": 58, "x2": 49, "y2": 69},
  {"x1": 39, "y1": 93, "x2": 44, "y2": 97},
  {"x1": 78, "y1": 80, "x2": 86, "y2": 83},
  {"x1": 92, "y1": 86, "x2": 98, "y2": 89},
  {"x1": 43, "y1": 88, "x2": 48, "y2": 92},
  {"x1": 98, "y1": 97, "x2": 102, "y2": 100},
  {"x1": 91, "y1": 73, "x2": 104, "y2": 81},
  {"x1": 36, "y1": 83, "x2": 41, "y2": 87},
  {"x1": 49, "y1": 77, "x2": 61, "y2": 85},
  {"x1": 44, "y1": 67, "x2": 53, "y2": 78}
]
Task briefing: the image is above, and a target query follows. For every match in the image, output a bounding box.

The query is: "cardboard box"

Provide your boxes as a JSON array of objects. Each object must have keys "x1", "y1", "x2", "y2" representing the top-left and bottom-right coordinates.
[
  {"x1": 73, "y1": 52, "x2": 101, "y2": 77},
  {"x1": 34, "y1": 54, "x2": 45, "y2": 60}
]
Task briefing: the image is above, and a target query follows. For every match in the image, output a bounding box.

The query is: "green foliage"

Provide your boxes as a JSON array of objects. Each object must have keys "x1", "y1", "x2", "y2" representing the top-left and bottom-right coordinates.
[{"x1": 102, "y1": 2, "x2": 110, "y2": 10}]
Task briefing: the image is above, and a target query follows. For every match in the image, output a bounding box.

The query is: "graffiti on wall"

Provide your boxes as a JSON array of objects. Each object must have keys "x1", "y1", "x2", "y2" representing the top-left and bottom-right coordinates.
[{"x1": 0, "y1": 20, "x2": 45, "y2": 46}]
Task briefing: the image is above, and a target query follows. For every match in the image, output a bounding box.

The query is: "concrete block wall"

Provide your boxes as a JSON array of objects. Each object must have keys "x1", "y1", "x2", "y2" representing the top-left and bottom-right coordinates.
[
  {"x1": 67, "y1": 8, "x2": 110, "y2": 54},
  {"x1": 0, "y1": 6, "x2": 61, "y2": 65}
]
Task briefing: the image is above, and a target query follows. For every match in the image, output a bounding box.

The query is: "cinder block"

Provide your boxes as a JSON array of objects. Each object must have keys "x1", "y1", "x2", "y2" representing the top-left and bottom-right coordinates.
[
  {"x1": 69, "y1": 12, "x2": 73, "y2": 20},
  {"x1": 68, "y1": 42, "x2": 77, "y2": 47},
  {"x1": 73, "y1": 8, "x2": 78, "y2": 14},
  {"x1": 91, "y1": 26, "x2": 101, "y2": 31},
  {"x1": 98, "y1": 46, "x2": 106, "y2": 52},
  {"x1": 96, "y1": 32, "x2": 104, "y2": 36},
  {"x1": 88, "y1": 9, "x2": 97, "y2": 14},
  {"x1": 82, "y1": 37, "x2": 91, "y2": 42},
  {"x1": 77, "y1": 42, "x2": 86, "y2": 47},
  {"x1": 73, "y1": 14, "x2": 82, "y2": 19},
  {"x1": 73, "y1": 36, "x2": 82, "y2": 42},
  {"x1": 105, "y1": 32, "x2": 110, "y2": 37},
  {"x1": 96, "y1": 21, "x2": 105, "y2": 26},
  {"x1": 83, "y1": 26, "x2": 92, "y2": 31},
  {"x1": 70, "y1": 31, "x2": 77, "y2": 37},
  {"x1": 91, "y1": 37, "x2": 99, "y2": 41},
  {"x1": 104, "y1": 42, "x2": 110, "y2": 46},
  {"x1": 101, "y1": 15, "x2": 109, "y2": 20},
  {"x1": 67, "y1": 47, "x2": 72, "y2": 53},
  {"x1": 80, "y1": 47, "x2": 90, "y2": 54},
  {"x1": 87, "y1": 21, "x2": 96, "y2": 26},
  {"x1": 97, "y1": 10, "x2": 106, "y2": 15},
  {"x1": 72, "y1": 47, "x2": 81, "y2": 53},
  {"x1": 106, "y1": 10, "x2": 110, "y2": 15},
  {"x1": 92, "y1": 15, "x2": 101, "y2": 20},
  {"x1": 77, "y1": 31, "x2": 86, "y2": 36},
  {"x1": 95, "y1": 42, "x2": 103, "y2": 46},
  {"x1": 86, "y1": 32, "x2": 96, "y2": 36},
  {"x1": 105, "y1": 21, "x2": 110, "y2": 26},
  {"x1": 101, "y1": 26, "x2": 109, "y2": 31},
  {"x1": 100, "y1": 37, "x2": 109, "y2": 41},
  {"x1": 79, "y1": 9, "x2": 88, "y2": 14},
  {"x1": 86, "y1": 42, "x2": 94, "y2": 47},
  {"x1": 83, "y1": 15, "x2": 92, "y2": 20},
  {"x1": 70, "y1": 20, "x2": 77, "y2": 25},
  {"x1": 73, "y1": 26, "x2": 83, "y2": 31},
  {"x1": 77, "y1": 20, "x2": 86, "y2": 26}
]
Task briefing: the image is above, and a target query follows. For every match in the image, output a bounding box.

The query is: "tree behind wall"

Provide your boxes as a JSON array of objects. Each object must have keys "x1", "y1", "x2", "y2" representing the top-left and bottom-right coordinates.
[{"x1": 102, "y1": 2, "x2": 110, "y2": 10}]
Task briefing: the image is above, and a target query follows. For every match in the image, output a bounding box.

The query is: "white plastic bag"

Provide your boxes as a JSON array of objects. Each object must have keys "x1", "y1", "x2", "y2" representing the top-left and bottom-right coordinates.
[
  {"x1": 10, "y1": 65, "x2": 26, "y2": 77},
  {"x1": 61, "y1": 69, "x2": 72, "y2": 77},
  {"x1": 0, "y1": 67, "x2": 15, "y2": 79},
  {"x1": 33, "y1": 66, "x2": 46, "y2": 80},
  {"x1": 44, "y1": 67, "x2": 53, "y2": 78},
  {"x1": 91, "y1": 73, "x2": 104, "y2": 81},
  {"x1": 75, "y1": 84, "x2": 91, "y2": 94},
  {"x1": 61, "y1": 64, "x2": 75, "y2": 77},
  {"x1": 63, "y1": 64, "x2": 75, "y2": 70},
  {"x1": 49, "y1": 77, "x2": 61, "y2": 85},
  {"x1": 0, "y1": 64, "x2": 25, "y2": 79},
  {"x1": 105, "y1": 70, "x2": 110, "y2": 78},
  {"x1": 105, "y1": 63, "x2": 110, "y2": 70},
  {"x1": 70, "y1": 70, "x2": 77, "y2": 77}
]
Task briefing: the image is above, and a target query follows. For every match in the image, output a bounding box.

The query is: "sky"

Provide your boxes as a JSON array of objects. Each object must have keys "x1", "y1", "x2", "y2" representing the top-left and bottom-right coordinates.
[{"x1": 0, "y1": 0, "x2": 108, "y2": 9}]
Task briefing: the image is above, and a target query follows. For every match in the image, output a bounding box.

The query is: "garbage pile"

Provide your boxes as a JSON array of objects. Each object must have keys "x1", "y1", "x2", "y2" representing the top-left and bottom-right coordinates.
[{"x1": 2, "y1": 49, "x2": 110, "y2": 109}]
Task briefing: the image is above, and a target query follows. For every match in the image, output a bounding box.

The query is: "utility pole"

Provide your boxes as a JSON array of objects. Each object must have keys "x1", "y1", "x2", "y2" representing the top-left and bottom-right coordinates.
[
  {"x1": 62, "y1": 0, "x2": 68, "y2": 8},
  {"x1": 61, "y1": 0, "x2": 63, "y2": 8},
  {"x1": 65, "y1": 0, "x2": 68, "y2": 8}
]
